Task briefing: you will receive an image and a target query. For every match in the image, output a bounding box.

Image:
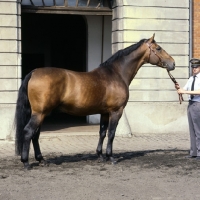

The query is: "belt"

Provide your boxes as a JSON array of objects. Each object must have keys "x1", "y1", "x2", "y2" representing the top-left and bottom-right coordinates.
[{"x1": 189, "y1": 100, "x2": 200, "y2": 105}]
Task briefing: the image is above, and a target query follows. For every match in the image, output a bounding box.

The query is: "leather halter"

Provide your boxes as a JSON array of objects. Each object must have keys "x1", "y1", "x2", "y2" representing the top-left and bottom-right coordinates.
[{"x1": 146, "y1": 43, "x2": 163, "y2": 67}]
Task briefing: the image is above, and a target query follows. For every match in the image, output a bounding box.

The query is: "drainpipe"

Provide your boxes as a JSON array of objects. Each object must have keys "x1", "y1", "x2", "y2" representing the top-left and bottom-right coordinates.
[
  {"x1": 101, "y1": 15, "x2": 104, "y2": 63},
  {"x1": 17, "y1": 1, "x2": 22, "y2": 86},
  {"x1": 189, "y1": 0, "x2": 193, "y2": 76}
]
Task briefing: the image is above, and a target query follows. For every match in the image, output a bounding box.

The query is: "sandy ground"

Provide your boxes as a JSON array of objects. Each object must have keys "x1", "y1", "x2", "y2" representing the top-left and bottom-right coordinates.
[
  {"x1": 0, "y1": 123, "x2": 200, "y2": 200},
  {"x1": 1, "y1": 149, "x2": 200, "y2": 200}
]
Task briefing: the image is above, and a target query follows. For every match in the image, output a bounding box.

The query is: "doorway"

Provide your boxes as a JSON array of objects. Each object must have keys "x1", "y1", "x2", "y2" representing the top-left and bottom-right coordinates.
[{"x1": 21, "y1": 13, "x2": 87, "y2": 126}]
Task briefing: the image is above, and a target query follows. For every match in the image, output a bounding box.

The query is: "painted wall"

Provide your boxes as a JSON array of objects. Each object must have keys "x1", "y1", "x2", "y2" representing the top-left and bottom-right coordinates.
[
  {"x1": 86, "y1": 15, "x2": 112, "y2": 124},
  {"x1": 113, "y1": 0, "x2": 189, "y2": 135},
  {"x1": 0, "y1": 8, "x2": 112, "y2": 139},
  {"x1": 0, "y1": 0, "x2": 191, "y2": 139},
  {"x1": 0, "y1": 0, "x2": 21, "y2": 139}
]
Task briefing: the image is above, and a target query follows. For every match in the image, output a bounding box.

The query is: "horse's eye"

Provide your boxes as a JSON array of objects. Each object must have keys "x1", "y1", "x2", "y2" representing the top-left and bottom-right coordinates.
[{"x1": 156, "y1": 46, "x2": 162, "y2": 51}]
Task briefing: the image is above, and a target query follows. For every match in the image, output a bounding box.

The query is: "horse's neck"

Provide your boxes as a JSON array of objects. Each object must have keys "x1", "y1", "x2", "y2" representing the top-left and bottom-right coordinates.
[{"x1": 120, "y1": 49, "x2": 147, "y2": 86}]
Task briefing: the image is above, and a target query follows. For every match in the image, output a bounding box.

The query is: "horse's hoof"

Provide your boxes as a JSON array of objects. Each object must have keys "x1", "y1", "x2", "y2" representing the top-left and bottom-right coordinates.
[
  {"x1": 111, "y1": 160, "x2": 117, "y2": 165},
  {"x1": 98, "y1": 156, "x2": 105, "y2": 163},
  {"x1": 110, "y1": 157, "x2": 117, "y2": 165},
  {"x1": 39, "y1": 159, "x2": 48, "y2": 167},
  {"x1": 23, "y1": 163, "x2": 32, "y2": 170}
]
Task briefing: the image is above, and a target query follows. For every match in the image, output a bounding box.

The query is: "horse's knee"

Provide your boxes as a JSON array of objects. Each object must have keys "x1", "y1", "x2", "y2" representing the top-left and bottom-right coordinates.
[
  {"x1": 100, "y1": 130, "x2": 106, "y2": 139},
  {"x1": 108, "y1": 130, "x2": 115, "y2": 141}
]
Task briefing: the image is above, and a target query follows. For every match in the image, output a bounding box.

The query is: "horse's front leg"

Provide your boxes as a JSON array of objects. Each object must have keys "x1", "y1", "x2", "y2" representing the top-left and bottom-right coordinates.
[
  {"x1": 106, "y1": 109, "x2": 123, "y2": 164},
  {"x1": 32, "y1": 126, "x2": 46, "y2": 166},
  {"x1": 96, "y1": 113, "x2": 109, "y2": 162}
]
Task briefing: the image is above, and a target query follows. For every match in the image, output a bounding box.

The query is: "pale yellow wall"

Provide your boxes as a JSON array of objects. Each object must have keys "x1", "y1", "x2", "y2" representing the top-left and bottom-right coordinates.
[
  {"x1": 0, "y1": 0, "x2": 21, "y2": 139},
  {"x1": 0, "y1": 0, "x2": 191, "y2": 138},
  {"x1": 113, "y1": 0, "x2": 189, "y2": 102},
  {"x1": 86, "y1": 15, "x2": 112, "y2": 124},
  {"x1": 113, "y1": 0, "x2": 189, "y2": 135}
]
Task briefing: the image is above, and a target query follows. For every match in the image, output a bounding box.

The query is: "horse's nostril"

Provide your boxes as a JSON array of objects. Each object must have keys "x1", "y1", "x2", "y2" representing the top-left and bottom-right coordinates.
[{"x1": 173, "y1": 62, "x2": 175, "y2": 66}]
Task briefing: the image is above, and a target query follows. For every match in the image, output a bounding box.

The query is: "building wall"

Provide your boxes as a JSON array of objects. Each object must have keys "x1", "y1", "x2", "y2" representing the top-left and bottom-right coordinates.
[
  {"x1": 86, "y1": 15, "x2": 112, "y2": 124},
  {"x1": 193, "y1": 0, "x2": 200, "y2": 57},
  {"x1": 0, "y1": 3, "x2": 112, "y2": 139},
  {"x1": 0, "y1": 0, "x2": 193, "y2": 139},
  {"x1": 0, "y1": 0, "x2": 21, "y2": 139},
  {"x1": 113, "y1": 0, "x2": 190, "y2": 135}
]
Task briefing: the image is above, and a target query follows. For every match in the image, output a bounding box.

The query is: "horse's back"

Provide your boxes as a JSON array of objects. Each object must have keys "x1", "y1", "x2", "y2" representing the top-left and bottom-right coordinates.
[{"x1": 27, "y1": 67, "x2": 102, "y2": 114}]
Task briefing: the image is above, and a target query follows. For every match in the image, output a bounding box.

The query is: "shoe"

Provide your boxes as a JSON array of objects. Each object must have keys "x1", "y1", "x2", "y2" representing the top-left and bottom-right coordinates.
[
  {"x1": 195, "y1": 156, "x2": 200, "y2": 160},
  {"x1": 185, "y1": 155, "x2": 197, "y2": 158}
]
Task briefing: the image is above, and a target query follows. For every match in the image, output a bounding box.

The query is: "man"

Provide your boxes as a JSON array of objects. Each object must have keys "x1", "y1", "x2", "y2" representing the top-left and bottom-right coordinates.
[{"x1": 176, "y1": 58, "x2": 200, "y2": 160}]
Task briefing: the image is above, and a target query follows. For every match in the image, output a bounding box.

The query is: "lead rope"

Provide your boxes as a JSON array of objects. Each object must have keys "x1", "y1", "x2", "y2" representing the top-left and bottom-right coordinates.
[
  {"x1": 147, "y1": 43, "x2": 183, "y2": 103},
  {"x1": 167, "y1": 70, "x2": 184, "y2": 104}
]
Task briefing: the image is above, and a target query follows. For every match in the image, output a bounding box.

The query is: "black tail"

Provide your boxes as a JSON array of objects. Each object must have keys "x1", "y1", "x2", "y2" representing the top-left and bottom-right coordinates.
[{"x1": 15, "y1": 72, "x2": 33, "y2": 155}]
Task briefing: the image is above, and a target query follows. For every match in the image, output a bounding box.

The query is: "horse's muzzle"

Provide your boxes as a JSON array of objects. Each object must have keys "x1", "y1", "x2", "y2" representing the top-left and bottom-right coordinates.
[{"x1": 166, "y1": 62, "x2": 175, "y2": 71}]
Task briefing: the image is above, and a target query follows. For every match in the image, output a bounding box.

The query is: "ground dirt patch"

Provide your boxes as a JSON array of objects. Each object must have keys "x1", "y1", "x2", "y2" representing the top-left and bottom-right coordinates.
[{"x1": 1, "y1": 150, "x2": 200, "y2": 200}]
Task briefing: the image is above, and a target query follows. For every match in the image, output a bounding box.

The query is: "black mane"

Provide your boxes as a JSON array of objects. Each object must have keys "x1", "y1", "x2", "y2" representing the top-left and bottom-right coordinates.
[{"x1": 100, "y1": 39, "x2": 147, "y2": 67}]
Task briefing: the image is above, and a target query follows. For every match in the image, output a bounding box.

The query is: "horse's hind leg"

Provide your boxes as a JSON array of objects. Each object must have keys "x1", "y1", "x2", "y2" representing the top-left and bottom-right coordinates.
[
  {"x1": 21, "y1": 114, "x2": 43, "y2": 170},
  {"x1": 32, "y1": 126, "x2": 46, "y2": 166},
  {"x1": 96, "y1": 113, "x2": 109, "y2": 162}
]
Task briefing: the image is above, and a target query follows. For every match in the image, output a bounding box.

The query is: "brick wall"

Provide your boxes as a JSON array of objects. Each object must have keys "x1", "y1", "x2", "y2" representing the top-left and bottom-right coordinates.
[{"x1": 193, "y1": 0, "x2": 200, "y2": 57}]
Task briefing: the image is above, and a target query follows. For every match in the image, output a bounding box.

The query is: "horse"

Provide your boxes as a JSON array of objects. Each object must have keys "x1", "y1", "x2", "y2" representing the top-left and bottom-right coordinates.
[{"x1": 15, "y1": 34, "x2": 175, "y2": 169}]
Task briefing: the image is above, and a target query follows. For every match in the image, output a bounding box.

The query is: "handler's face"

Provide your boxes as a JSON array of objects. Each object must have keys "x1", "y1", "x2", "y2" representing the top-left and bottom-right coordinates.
[{"x1": 192, "y1": 66, "x2": 200, "y2": 75}]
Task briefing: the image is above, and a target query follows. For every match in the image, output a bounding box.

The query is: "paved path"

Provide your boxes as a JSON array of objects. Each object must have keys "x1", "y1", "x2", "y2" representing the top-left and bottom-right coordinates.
[{"x1": 0, "y1": 124, "x2": 190, "y2": 158}]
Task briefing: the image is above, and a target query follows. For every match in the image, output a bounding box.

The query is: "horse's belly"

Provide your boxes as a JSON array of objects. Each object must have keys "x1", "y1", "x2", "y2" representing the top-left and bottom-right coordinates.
[
  {"x1": 60, "y1": 85, "x2": 128, "y2": 115},
  {"x1": 59, "y1": 103, "x2": 103, "y2": 116},
  {"x1": 59, "y1": 96, "x2": 126, "y2": 116}
]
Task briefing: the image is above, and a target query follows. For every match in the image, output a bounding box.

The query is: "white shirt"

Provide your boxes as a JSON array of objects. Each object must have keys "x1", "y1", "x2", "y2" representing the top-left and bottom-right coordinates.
[{"x1": 183, "y1": 72, "x2": 200, "y2": 102}]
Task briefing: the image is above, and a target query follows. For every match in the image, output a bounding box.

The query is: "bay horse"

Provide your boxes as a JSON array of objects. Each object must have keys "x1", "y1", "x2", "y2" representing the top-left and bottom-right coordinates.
[{"x1": 15, "y1": 34, "x2": 175, "y2": 169}]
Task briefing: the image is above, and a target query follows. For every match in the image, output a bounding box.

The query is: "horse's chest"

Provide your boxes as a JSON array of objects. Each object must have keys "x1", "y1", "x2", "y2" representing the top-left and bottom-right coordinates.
[{"x1": 107, "y1": 93, "x2": 128, "y2": 106}]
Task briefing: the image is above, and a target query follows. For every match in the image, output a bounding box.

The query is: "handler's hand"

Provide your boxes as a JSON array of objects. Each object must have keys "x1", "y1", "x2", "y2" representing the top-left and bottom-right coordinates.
[
  {"x1": 177, "y1": 88, "x2": 185, "y2": 94},
  {"x1": 175, "y1": 83, "x2": 180, "y2": 90}
]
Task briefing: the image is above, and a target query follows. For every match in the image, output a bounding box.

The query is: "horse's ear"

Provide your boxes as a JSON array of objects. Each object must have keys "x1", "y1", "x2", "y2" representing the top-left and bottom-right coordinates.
[{"x1": 146, "y1": 33, "x2": 155, "y2": 44}]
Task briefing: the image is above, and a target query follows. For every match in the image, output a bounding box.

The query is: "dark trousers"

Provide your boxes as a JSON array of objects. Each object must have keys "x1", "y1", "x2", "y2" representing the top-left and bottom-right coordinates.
[{"x1": 187, "y1": 101, "x2": 200, "y2": 156}]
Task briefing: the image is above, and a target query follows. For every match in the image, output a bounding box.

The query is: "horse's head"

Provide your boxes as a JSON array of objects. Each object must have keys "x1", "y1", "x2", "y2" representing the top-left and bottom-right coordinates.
[{"x1": 145, "y1": 34, "x2": 175, "y2": 71}]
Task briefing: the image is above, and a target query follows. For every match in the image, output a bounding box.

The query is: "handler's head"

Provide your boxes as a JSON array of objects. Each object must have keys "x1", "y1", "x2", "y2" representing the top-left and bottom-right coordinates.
[
  {"x1": 190, "y1": 58, "x2": 200, "y2": 75},
  {"x1": 190, "y1": 58, "x2": 200, "y2": 68}
]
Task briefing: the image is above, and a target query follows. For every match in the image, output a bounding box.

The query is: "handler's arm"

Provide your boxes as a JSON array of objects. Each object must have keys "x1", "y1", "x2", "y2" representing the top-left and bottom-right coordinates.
[{"x1": 177, "y1": 88, "x2": 200, "y2": 95}]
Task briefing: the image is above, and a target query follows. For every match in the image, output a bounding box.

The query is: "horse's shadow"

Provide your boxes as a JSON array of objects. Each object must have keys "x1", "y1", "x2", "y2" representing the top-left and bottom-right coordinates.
[{"x1": 31, "y1": 149, "x2": 188, "y2": 167}]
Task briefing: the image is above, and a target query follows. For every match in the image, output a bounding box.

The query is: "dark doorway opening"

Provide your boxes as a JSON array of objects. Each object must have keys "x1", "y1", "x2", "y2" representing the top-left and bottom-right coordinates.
[{"x1": 21, "y1": 13, "x2": 87, "y2": 126}]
